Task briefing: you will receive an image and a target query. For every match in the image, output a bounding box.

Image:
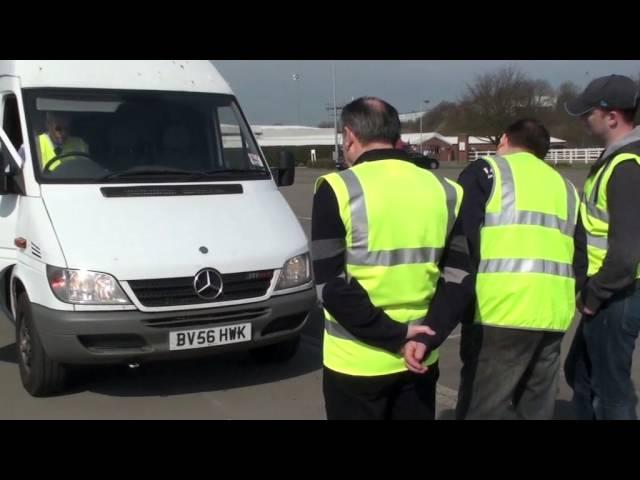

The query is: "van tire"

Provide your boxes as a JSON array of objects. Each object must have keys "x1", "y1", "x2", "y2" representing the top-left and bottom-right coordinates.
[
  {"x1": 16, "y1": 293, "x2": 67, "y2": 397},
  {"x1": 249, "y1": 335, "x2": 300, "y2": 364}
]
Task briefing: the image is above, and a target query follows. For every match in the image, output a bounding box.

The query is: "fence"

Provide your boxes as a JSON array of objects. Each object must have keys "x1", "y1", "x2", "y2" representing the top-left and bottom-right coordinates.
[{"x1": 468, "y1": 148, "x2": 603, "y2": 164}]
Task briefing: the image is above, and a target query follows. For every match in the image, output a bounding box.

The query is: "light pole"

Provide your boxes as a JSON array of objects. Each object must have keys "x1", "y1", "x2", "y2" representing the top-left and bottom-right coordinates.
[
  {"x1": 332, "y1": 61, "x2": 338, "y2": 162},
  {"x1": 292, "y1": 73, "x2": 301, "y2": 124},
  {"x1": 419, "y1": 99, "x2": 430, "y2": 155}
]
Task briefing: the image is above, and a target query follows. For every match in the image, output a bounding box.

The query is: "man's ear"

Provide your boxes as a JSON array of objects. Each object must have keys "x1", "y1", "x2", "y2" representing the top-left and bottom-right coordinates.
[
  {"x1": 497, "y1": 133, "x2": 508, "y2": 151},
  {"x1": 607, "y1": 110, "x2": 620, "y2": 128},
  {"x1": 343, "y1": 126, "x2": 354, "y2": 150}
]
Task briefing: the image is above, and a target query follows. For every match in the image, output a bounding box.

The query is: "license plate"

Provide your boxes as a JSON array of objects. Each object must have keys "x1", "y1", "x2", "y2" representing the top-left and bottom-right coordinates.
[{"x1": 169, "y1": 323, "x2": 252, "y2": 351}]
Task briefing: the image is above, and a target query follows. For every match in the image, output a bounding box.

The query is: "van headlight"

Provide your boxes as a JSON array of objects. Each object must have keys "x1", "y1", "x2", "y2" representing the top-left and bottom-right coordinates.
[
  {"x1": 275, "y1": 254, "x2": 311, "y2": 290},
  {"x1": 46, "y1": 266, "x2": 131, "y2": 305}
]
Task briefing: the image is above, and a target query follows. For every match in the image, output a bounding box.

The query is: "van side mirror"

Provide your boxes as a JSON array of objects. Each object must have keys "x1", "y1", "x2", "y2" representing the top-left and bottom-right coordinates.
[{"x1": 274, "y1": 150, "x2": 295, "y2": 187}]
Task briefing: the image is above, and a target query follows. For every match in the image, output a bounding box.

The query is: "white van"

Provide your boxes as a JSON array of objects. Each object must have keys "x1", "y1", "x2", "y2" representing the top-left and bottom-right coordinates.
[{"x1": 0, "y1": 60, "x2": 316, "y2": 396}]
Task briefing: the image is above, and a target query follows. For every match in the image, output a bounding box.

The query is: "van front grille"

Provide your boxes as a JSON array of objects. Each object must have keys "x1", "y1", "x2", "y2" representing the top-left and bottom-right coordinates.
[
  {"x1": 128, "y1": 270, "x2": 274, "y2": 307},
  {"x1": 141, "y1": 307, "x2": 270, "y2": 329}
]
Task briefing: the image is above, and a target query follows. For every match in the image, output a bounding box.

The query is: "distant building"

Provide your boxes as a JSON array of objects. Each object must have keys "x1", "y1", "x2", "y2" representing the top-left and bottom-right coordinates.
[
  {"x1": 401, "y1": 132, "x2": 566, "y2": 162},
  {"x1": 252, "y1": 125, "x2": 339, "y2": 147},
  {"x1": 251, "y1": 125, "x2": 340, "y2": 165},
  {"x1": 398, "y1": 111, "x2": 428, "y2": 123},
  {"x1": 250, "y1": 125, "x2": 566, "y2": 164}
]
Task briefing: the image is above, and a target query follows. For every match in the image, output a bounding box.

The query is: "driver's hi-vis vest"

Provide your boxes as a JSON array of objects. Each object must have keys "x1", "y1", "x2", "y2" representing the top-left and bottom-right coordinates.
[
  {"x1": 475, "y1": 153, "x2": 579, "y2": 332},
  {"x1": 38, "y1": 134, "x2": 88, "y2": 171},
  {"x1": 317, "y1": 158, "x2": 463, "y2": 377}
]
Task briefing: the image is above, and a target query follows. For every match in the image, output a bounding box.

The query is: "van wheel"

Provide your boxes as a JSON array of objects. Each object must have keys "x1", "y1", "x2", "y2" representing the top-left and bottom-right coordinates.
[
  {"x1": 16, "y1": 293, "x2": 67, "y2": 397},
  {"x1": 249, "y1": 335, "x2": 300, "y2": 364}
]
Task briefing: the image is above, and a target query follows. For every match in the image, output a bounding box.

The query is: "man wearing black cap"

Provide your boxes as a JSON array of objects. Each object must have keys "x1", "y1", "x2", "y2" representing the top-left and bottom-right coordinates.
[{"x1": 564, "y1": 74, "x2": 640, "y2": 420}]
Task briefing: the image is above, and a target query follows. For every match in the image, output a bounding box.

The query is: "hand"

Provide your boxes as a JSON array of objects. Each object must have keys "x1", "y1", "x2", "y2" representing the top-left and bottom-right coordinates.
[
  {"x1": 406, "y1": 324, "x2": 436, "y2": 340},
  {"x1": 404, "y1": 341, "x2": 429, "y2": 374},
  {"x1": 576, "y1": 294, "x2": 595, "y2": 316},
  {"x1": 402, "y1": 325, "x2": 436, "y2": 375},
  {"x1": 581, "y1": 305, "x2": 595, "y2": 316}
]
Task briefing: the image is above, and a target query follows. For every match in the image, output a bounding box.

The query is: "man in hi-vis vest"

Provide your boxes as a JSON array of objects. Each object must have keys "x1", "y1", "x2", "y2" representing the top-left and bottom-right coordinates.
[
  {"x1": 312, "y1": 97, "x2": 472, "y2": 420},
  {"x1": 432, "y1": 119, "x2": 581, "y2": 420},
  {"x1": 564, "y1": 75, "x2": 640, "y2": 420},
  {"x1": 36, "y1": 112, "x2": 88, "y2": 172}
]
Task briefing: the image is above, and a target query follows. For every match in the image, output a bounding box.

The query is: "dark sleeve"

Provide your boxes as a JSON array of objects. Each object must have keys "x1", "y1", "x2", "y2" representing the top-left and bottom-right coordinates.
[
  {"x1": 311, "y1": 181, "x2": 408, "y2": 354},
  {"x1": 573, "y1": 214, "x2": 588, "y2": 294},
  {"x1": 456, "y1": 159, "x2": 493, "y2": 266},
  {"x1": 582, "y1": 161, "x2": 640, "y2": 312},
  {"x1": 413, "y1": 216, "x2": 476, "y2": 350},
  {"x1": 424, "y1": 159, "x2": 493, "y2": 330}
]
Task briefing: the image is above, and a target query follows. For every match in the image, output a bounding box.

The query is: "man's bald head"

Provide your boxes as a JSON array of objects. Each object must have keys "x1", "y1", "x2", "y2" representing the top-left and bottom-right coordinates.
[
  {"x1": 46, "y1": 112, "x2": 71, "y2": 145},
  {"x1": 340, "y1": 96, "x2": 401, "y2": 146}
]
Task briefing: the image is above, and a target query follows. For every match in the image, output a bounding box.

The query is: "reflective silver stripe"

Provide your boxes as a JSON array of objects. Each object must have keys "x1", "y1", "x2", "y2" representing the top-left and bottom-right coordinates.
[
  {"x1": 340, "y1": 169, "x2": 368, "y2": 250},
  {"x1": 325, "y1": 319, "x2": 358, "y2": 341},
  {"x1": 485, "y1": 155, "x2": 577, "y2": 236},
  {"x1": 485, "y1": 210, "x2": 572, "y2": 233},
  {"x1": 483, "y1": 155, "x2": 516, "y2": 223},
  {"x1": 443, "y1": 267, "x2": 469, "y2": 284},
  {"x1": 325, "y1": 318, "x2": 421, "y2": 342},
  {"x1": 347, "y1": 247, "x2": 442, "y2": 267},
  {"x1": 433, "y1": 175, "x2": 458, "y2": 237},
  {"x1": 449, "y1": 234, "x2": 470, "y2": 255},
  {"x1": 585, "y1": 200, "x2": 609, "y2": 223},
  {"x1": 339, "y1": 167, "x2": 444, "y2": 268},
  {"x1": 563, "y1": 178, "x2": 578, "y2": 235},
  {"x1": 317, "y1": 273, "x2": 349, "y2": 302},
  {"x1": 586, "y1": 234, "x2": 608, "y2": 250},
  {"x1": 494, "y1": 155, "x2": 515, "y2": 215},
  {"x1": 311, "y1": 238, "x2": 346, "y2": 261},
  {"x1": 478, "y1": 258, "x2": 573, "y2": 278}
]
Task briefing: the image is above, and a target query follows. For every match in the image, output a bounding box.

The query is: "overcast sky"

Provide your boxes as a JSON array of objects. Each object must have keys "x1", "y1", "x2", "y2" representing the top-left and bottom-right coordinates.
[{"x1": 212, "y1": 60, "x2": 640, "y2": 126}]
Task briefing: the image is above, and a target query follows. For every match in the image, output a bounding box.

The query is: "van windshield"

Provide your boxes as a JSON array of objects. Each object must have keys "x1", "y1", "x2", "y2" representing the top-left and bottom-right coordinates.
[{"x1": 22, "y1": 89, "x2": 270, "y2": 184}]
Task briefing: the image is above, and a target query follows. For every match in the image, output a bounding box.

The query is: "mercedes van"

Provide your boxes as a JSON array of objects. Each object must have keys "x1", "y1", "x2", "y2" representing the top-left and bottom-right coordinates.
[{"x1": 0, "y1": 60, "x2": 316, "y2": 396}]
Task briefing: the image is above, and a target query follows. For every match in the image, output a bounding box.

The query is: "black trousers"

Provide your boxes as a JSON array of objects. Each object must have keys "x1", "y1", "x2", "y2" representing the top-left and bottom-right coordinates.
[
  {"x1": 456, "y1": 324, "x2": 564, "y2": 420},
  {"x1": 323, "y1": 364, "x2": 439, "y2": 420}
]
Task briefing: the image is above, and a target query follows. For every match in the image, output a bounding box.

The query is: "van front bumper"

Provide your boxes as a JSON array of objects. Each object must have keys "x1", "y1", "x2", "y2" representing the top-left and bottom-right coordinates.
[{"x1": 31, "y1": 288, "x2": 317, "y2": 365}]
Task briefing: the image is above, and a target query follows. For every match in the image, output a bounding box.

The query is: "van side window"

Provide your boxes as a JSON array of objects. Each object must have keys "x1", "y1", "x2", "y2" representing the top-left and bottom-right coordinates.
[
  {"x1": 1, "y1": 95, "x2": 23, "y2": 151},
  {"x1": 217, "y1": 106, "x2": 263, "y2": 170}
]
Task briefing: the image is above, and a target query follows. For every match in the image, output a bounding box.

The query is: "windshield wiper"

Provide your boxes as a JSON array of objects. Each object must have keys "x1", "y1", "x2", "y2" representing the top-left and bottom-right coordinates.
[
  {"x1": 182, "y1": 168, "x2": 269, "y2": 180},
  {"x1": 200, "y1": 168, "x2": 268, "y2": 175},
  {"x1": 100, "y1": 167, "x2": 206, "y2": 181},
  {"x1": 101, "y1": 166, "x2": 269, "y2": 182}
]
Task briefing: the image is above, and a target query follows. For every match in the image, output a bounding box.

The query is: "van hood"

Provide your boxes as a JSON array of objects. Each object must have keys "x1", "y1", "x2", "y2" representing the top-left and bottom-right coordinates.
[{"x1": 40, "y1": 181, "x2": 308, "y2": 280}]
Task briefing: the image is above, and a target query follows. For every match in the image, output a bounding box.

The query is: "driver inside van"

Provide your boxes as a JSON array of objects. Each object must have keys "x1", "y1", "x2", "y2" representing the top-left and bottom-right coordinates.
[{"x1": 25, "y1": 112, "x2": 89, "y2": 171}]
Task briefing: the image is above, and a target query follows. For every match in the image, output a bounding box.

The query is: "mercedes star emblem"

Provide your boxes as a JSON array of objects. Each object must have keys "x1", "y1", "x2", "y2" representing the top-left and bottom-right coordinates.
[{"x1": 193, "y1": 268, "x2": 224, "y2": 300}]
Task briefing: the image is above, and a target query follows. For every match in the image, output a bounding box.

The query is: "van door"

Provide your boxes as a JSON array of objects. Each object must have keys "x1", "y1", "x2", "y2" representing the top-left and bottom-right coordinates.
[{"x1": 0, "y1": 78, "x2": 25, "y2": 278}]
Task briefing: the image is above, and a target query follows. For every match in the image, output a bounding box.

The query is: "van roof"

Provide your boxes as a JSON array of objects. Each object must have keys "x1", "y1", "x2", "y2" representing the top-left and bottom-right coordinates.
[{"x1": 0, "y1": 60, "x2": 233, "y2": 95}]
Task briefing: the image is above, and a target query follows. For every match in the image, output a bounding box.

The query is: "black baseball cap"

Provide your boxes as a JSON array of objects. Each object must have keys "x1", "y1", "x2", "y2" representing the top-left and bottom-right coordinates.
[{"x1": 565, "y1": 74, "x2": 639, "y2": 116}]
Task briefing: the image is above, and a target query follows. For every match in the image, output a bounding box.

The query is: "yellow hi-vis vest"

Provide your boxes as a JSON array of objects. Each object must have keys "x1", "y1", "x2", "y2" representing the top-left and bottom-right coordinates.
[
  {"x1": 38, "y1": 134, "x2": 88, "y2": 171},
  {"x1": 581, "y1": 140, "x2": 640, "y2": 278},
  {"x1": 316, "y1": 158, "x2": 463, "y2": 376},
  {"x1": 475, "y1": 153, "x2": 579, "y2": 331}
]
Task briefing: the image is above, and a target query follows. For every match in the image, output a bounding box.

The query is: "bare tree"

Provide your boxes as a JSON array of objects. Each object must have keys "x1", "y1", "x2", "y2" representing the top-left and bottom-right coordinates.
[
  {"x1": 555, "y1": 81, "x2": 580, "y2": 112},
  {"x1": 422, "y1": 101, "x2": 458, "y2": 132},
  {"x1": 550, "y1": 81, "x2": 598, "y2": 147},
  {"x1": 455, "y1": 65, "x2": 545, "y2": 145},
  {"x1": 401, "y1": 101, "x2": 458, "y2": 133}
]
